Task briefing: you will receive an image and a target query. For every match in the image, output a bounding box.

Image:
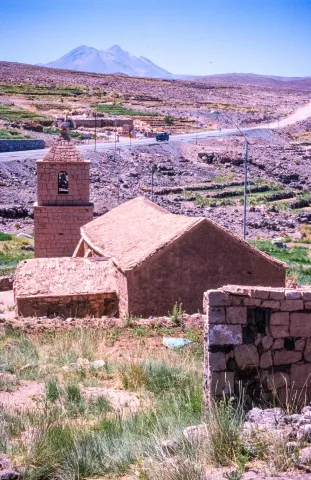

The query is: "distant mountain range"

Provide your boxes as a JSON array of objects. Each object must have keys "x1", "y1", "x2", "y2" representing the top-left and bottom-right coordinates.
[{"x1": 44, "y1": 45, "x2": 172, "y2": 78}]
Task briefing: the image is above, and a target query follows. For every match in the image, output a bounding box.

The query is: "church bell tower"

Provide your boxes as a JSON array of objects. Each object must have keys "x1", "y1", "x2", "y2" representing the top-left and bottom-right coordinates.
[{"x1": 34, "y1": 139, "x2": 93, "y2": 258}]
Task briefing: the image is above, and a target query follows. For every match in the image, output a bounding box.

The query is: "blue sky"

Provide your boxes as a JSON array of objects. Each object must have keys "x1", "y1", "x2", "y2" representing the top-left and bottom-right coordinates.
[{"x1": 0, "y1": 0, "x2": 310, "y2": 77}]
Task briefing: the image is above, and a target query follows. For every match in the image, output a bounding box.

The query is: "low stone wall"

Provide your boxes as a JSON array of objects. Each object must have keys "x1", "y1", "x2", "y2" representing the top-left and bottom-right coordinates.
[
  {"x1": 0, "y1": 140, "x2": 45, "y2": 152},
  {"x1": 204, "y1": 285, "x2": 311, "y2": 403},
  {"x1": 16, "y1": 292, "x2": 118, "y2": 318}
]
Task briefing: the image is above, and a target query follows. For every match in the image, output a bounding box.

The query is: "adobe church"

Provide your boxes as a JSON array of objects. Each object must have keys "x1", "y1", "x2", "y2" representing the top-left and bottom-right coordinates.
[{"x1": 14, "y1": 140, "x2": 286, "y2": 318}]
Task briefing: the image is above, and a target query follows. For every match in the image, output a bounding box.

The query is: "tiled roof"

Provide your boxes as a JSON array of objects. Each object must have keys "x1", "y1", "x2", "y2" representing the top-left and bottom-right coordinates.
[
  {"x1": 43, "y1": 139, "x2": 85, "y2": 163},
  {"x1": 81, "y1": 196, "x2": 202, "y2": 271},
  {"x1": 81, "y1": 196, "x2": 285, "y2": 273}
]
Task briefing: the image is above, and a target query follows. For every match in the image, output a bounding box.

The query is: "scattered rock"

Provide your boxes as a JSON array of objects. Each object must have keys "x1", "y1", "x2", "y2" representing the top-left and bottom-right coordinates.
[
  {"x1": 161, "y1": 439, "x2": 180, "y2": 456},
  {"x1": 0, "y1": 470, "x2": 19, "y2": 480},
  {"x1": 299, "y1": 446, "x2": 311, "y2": 464}
]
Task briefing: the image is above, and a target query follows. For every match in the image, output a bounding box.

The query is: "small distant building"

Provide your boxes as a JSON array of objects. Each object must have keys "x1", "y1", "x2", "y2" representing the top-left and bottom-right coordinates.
[
  {"x1": 34, "y1": 140, "x2": 93, "y2": 258},
  {"x1": 74, "y1": 196, "x2": 286, "y2": 317},
  {"x1": 14, "y1": 257, "x2": 118, "y2": 318}
]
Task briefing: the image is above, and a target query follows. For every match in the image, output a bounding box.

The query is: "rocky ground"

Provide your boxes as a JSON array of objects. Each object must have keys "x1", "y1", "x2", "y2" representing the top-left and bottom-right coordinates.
[{"x1": 1, "y1": 121, "x2": 311, "y2": 239}]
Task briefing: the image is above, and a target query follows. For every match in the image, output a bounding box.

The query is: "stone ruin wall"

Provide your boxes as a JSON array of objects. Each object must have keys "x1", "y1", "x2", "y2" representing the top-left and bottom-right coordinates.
[
  {"x1": 204, "y1": 285, "x2": 311, "y2": 404},
  {"x1": 16, "y1": 292, "x2": 118, "y2": 318}
]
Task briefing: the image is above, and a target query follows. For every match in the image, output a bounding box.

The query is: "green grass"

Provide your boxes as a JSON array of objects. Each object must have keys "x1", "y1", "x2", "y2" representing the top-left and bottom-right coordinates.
[
  {"x1": 0, "y1": 233, "x2": 34, "y2": 275},
  {"x1": 251, "y1": 240, "x2": 311, "y2": 285},
  {"x1": 92, "y1": 103, "x2": 159, "y2": 116},
  {"x1": 0, "y1": 105, "x2": 49, "y2": 122},
  {"x1": 0, "y1": 83, "x2": 87, "y2": 97},
  {"x1": 0, "y1": 232, "x2": 13, "y2": 241},
  {"x1": 0, "y1": 128, "x2": 33, "y2": 139}
]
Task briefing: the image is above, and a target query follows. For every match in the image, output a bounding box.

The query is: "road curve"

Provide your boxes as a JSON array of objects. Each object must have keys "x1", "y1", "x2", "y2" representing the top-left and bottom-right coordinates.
[{"x1": 1, "y1": 101, "x2": 311, "y2": 163}]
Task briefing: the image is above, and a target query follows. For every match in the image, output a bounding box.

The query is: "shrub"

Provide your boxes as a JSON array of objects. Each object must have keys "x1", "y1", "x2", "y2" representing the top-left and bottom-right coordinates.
[{"x1": 169, "y1": 302, "x2": 184, "y2": 326}]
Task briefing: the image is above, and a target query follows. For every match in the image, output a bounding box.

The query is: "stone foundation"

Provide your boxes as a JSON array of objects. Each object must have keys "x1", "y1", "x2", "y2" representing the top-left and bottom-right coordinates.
[
  {"x1": 34, "y1": 204, "x2": 93, "y2": 257},
  {"x1": 204, "y1": 285, "x2": 311, "y2": 403},
  {"x1": 16, "y1": 292, "x2": 118, "y2": 318}
]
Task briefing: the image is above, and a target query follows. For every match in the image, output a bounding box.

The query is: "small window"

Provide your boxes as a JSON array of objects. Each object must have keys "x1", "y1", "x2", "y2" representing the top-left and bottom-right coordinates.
[{"x1": 58, "y1": 171, "x2": 68, "y2": 194}]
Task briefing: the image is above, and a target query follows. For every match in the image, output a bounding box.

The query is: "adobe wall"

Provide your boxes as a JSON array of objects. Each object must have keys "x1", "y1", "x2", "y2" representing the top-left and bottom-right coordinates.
[
  {"x1": 72, "y1": 118, "x2": 134, "y2": 128},
  {"x1": 126, "y1": 221, "x2": 285, "y2": 317},
  {"x1": 16, "y1": 292, "x2": 118, "y2": 318},
  {"x1": 204, "y1": 285, "x2": 311, "y2": 404},
  {"x1": 37, "y1": 161, "x2": 90, "y2": 206},
  {"x1": 34, "y1": 205, "x2": 93, "y2": 257},
  {"x1": 73, "y1": 240, "x2": 130, "y2": 317}
]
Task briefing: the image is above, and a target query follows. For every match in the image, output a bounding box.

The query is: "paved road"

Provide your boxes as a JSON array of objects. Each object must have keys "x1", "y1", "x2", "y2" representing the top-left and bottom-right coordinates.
[{"x1": 1, "y1": 101, "x2": 311, "y2": 162}]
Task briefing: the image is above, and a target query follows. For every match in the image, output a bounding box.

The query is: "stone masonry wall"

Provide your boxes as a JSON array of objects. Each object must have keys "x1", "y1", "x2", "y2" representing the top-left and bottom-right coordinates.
[
  {"x1": 0, "y1": 140, "x2": 45, "y2": 152},
  {"x1": 204, "y1": 285, "x2": 311, "y2": 404},
  {"x1": 34, "y1": 205, "x2": 93, "y2": 257},
  {"x1": 16, "y1": 292, "x2": 118, "y2": 318}
]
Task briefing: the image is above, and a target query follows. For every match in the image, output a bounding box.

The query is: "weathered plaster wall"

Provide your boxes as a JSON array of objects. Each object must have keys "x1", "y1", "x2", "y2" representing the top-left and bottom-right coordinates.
[
  {"x1": 126, "y1": 221, "x2": 285, "y2": 317},
  {"x1": 16, "y1": 292, "x2": 118, "y2": 318},
  {"x1": 0, "y1": 140, "x2": 45, "y2": 153},
  {"x1": 34, "y1": 205, "x2": 93, "y2": 257},
  {"x1": 204, "y1": 285, "x2": 311, "y2": 404}
]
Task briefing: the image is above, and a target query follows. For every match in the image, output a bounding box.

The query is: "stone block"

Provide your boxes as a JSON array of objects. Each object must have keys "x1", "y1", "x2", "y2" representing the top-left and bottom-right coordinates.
[
  {"x1": 304, "y1": 338, "x2": 311, "y2": 362},
  {"x1": 303, "y1": 291, "x2": 311, "y2": 301},
  {"x1": 211, "y1": 371, "x2": 235, "y2": 396},
  {"x1": 209, "y1": 325, "x2": 242, "y2": 345},
  {"x1": 234, "y1": 344, "x2": 259, "y2": 367},
  {"x1": 222, "y1": 285, "x2": 250, "y2": 295},
  {"x1": 291, "y1": 363, "x2": 311, "y2": 388},
  {"x1": 273, "y1": 338, "x2": 284, "y2": 349},
  {"x1": 244, "y1": 298, "x2": 262, "y2": 307},
  {"x1": 250, "y1": 288, "x2": 270, "y2": 300},
  {"x1": 269, "y1": 290, "x2": 285, "y2": 300},
  {"x1": 229, "y1": 295, "x2": 243, "y2": 306},
  {"x1": 209, "y1": 352, "x2": 226, "y2": 371},
  {"x1": 262, "y1": 335, "x2": 273, "y2": 350},
  {"x1": 290, "y1": 313, "x2": 311, "y2": 337},
  {"x1": 285, "y1": 290, "x2": 302, "y2": 300},
  {"x1": 274, "y1": 350, "x2": 302, "y2": 365},
  {"x1": 207, "y1": 306, "x2": 226, "y2": 324},
  {"x1": 226, "y1": 306, "x2": 247, "y2": 325},
  {"x1": 267, "y1": 372, "x2": 290, "y2": 389},
  {"x1": 295, "y1": 338, "x2": 305, "y2": 351},
  {"x1": 270, "y1": 312, "x2": 289, "y2": 325},
  {"x1": 260, "y1": 351, "x2": 273, "y2": 369},
  {"x1": 270, "y1": 325, "x2": 289, "y2": 338},
  {"x1": 262, "y1": 300, "x2": 280, "y2": 309},
  {"x1": 305, "y1": 302, "x2": 311, "y2": 310},
  {"x1": 206, "y1": 290, "x2": 230, "y2": 307},
  {"x1": 280, "y1": 299, "x2": 304, "y2": 311}
]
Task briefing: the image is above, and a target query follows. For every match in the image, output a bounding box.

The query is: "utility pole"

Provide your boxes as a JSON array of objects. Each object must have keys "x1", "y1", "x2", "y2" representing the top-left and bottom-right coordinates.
[
  {"x1": 94, "y1": 110, "x2": 97, "y2": 152},
  {"x1": 117, "y1": 148, "x2": 121, "y2": 205},
  {"x1": 211, "y1": 109, "x2": 250, "y2": 240},
  {"x1": 151, "y1": 165, "x2": 157, "y2": 202},
  {"x1": 243, "y1": 139, "x2": 248, "y2": 240},
  {"x1": 195, "y1": 105, "x2": 199, "y2": 145},
  {"x1": 114, "y1": 117, "x2": 117, "y2": 163}
]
